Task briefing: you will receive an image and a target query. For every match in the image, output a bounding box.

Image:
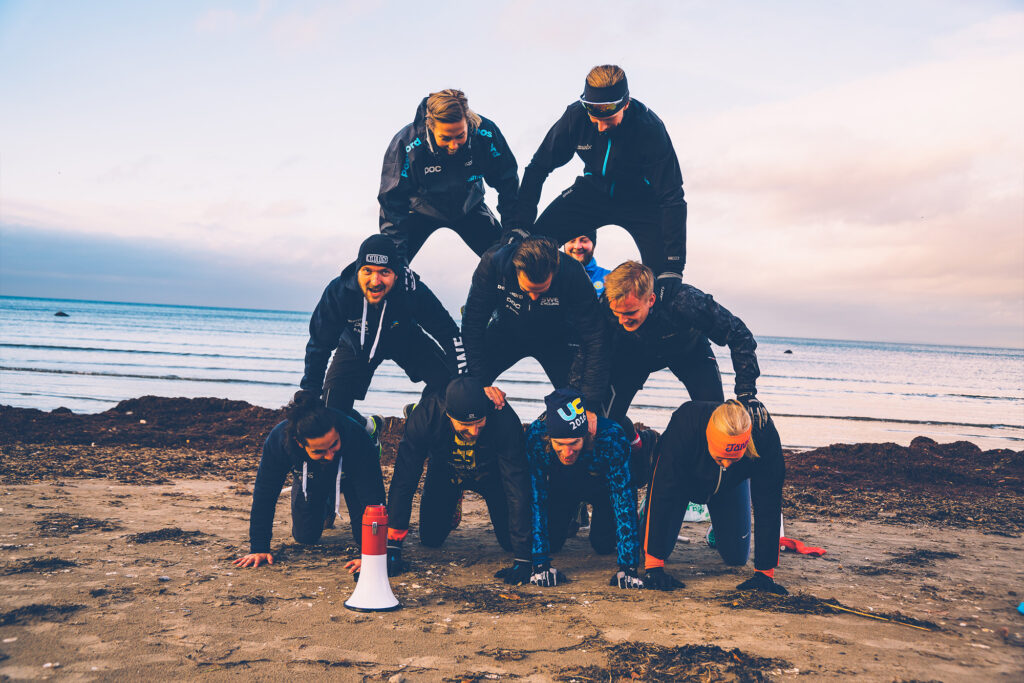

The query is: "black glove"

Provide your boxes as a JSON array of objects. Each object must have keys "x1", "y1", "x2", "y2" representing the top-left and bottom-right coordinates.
[
  {"x1": 737, "y1": 571, "x2": 788, "y2": 595},
  {"x1": 737, "y1": 393, "x2": 769, "y2": 429},
  {"x1": 502, "y1": 227, "x2": 531, "y2": 246},
  {"x1": 654, "y1": 271, "x2": 683, "y2": 300},
  {"x1": 494, "y1": 558, "x2": 532, "y2": 585},
  {"x1": 643, "y1": 567, "x2": 685, "y2": 591},
  {"x1": 529, "y1": 561, "x2": 568, "y2": 587},
  {"x1": 609, "y1": 566, "x2": 645, "y2": 590},
  {"x1": 386, "y1": 539, "x2": 407, "y2": 577}
]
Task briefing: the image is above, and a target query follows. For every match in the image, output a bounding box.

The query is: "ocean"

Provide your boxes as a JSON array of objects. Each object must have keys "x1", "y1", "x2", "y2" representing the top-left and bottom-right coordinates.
[{"x1": 2, "y1": 295, "x2": 1022, "y2": 451}]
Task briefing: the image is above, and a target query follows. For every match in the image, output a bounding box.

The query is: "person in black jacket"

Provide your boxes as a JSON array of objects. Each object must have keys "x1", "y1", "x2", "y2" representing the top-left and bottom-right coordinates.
[
  {"x1": 516, "y1": 64, "x2": 687, "y2": 281},
  {"x1": 385, "y1": 376, "x2": 530, "y2": 576},
  {"x1": 232, "y1": 391, "x2": 386, "y2": 569},
  {"x1": 601, "y1": 261, "x2": 766, "y2": 468},
  {"x1": 300, "y1": 234, "x2": 464, "y2": 436},
  {"x1": 379, "y1": 89, "x2": 521, "y2": 264},
  {"x1": 462, "y1": 237, "x2": 610, "y2": 433},
  {"x1": 641, "y1": 400, "x2": 787, "y2": 595}
]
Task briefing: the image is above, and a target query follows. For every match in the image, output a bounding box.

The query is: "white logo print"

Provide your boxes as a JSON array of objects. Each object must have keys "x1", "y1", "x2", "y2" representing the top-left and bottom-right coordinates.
[
  {"x1": 365, "y1": 254, "x2": 389, "y2": 264},
  {"x1": 424, "y1": 165, "x2": 441, "y2": 174},
  {"x1": 577, "y1": 144, "x2": 592, "y2": 150},
  {"x1": 539, "y1": 297, "x2": 559, "y2": 306}
]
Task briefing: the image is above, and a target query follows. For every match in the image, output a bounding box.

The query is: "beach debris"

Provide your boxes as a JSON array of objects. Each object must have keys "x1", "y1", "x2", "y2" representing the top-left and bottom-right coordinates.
[
  {"x1": 1, "y1": 557, "x2": 77, "y2": 575},
  {"x1": 35, "y1": 513, "x2": 122, "y2": 536},
  {"x1": 0, "y1": 603, "x2": 84, "y2": 626},
  {"x1": 556, "y1": 642, "x2": 788, "y2": 682},
  {"x1": 853, "y1": 549, "x2": 959, "y2": 576},
  {"x1": 125, "y1": 527, "x2": 208, "y2": 545},
  {"x1": 720, "y1": 591, "x2": 939, "y2": 631}
]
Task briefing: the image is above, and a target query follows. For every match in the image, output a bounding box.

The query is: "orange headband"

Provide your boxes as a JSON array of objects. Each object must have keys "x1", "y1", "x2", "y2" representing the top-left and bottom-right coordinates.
[{"x1": 706, "y1": 420, "x2": 751, "y2": 460}]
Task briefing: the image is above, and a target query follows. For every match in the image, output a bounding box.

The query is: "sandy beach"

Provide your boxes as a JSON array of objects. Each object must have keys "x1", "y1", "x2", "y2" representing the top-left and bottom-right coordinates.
[{"x1": 1, "y1": 397, "x2": 1022, "y2": 681}]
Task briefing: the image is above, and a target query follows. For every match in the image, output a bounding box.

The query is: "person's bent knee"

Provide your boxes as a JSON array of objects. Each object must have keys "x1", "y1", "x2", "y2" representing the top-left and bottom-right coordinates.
[
  {"x1": 419, "y1": 530, "x2": 448, "y2": 548},
  {"x1": 292, "y1": 528, "x2": 324, "y2": 546},
  {"x1": 718, "y1": 546, "x2": 750, "y2": 566}
]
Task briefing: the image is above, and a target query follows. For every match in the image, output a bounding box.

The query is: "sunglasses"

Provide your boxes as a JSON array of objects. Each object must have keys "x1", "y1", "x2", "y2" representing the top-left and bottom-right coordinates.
[{"x1": 580, "y1": 96, "x2": 627, "y2": 118}]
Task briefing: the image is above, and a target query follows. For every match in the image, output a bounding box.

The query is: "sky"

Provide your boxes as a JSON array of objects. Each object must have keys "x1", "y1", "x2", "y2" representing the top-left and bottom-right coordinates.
[{"x1": 1, "y1": 0, "x2": 1022, "y2": 347}]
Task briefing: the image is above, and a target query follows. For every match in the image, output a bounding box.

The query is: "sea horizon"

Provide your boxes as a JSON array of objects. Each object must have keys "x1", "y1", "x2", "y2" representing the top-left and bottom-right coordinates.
[
  {"x1": 2, "y1": 295, "x2": 1022, "y2": 451},
  {"x1": 4, "y1": 294, "x2": 1021, "y2": 354}
]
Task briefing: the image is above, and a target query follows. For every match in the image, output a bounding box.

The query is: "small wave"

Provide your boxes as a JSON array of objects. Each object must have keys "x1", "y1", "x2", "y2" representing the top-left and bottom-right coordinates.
[
  {"x1": 0, "y1": 366, "x2": 293, "y2": 387},
  {"x1": 0, "y1": 342, "x2": 297, "y2": 363}
]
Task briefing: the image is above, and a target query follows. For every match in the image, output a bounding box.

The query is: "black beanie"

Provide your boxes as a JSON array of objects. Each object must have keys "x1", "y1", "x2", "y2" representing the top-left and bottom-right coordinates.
[
  {"x1": 582, "y1": 230, "x2": 596, "y2": 245},
  {"x1": 545, "y1": 387, "x2": 588, "y2": 438},
  {"x1": 357, "y1": 234, "x2": 399, "y2": 270},
  {"x1": 445, "y1": 376, "x2": 491, "y2": 422}
]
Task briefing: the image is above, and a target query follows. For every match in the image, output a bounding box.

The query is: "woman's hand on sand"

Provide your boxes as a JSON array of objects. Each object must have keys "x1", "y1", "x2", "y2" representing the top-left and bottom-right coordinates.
[{"x1": 232, "y1": 553, "x2": 274, "y2": 568}]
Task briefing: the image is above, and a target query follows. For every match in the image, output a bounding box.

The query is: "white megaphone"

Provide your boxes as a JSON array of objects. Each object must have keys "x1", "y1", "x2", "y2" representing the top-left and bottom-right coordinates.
[{"x1": 345, "y1": 504, "x2": 400, "y2": 612}]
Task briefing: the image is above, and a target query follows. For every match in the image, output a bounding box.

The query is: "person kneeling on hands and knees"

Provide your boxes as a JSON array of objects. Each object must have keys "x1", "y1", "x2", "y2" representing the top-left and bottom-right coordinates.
[
  {"x1": 232, "y1": 390, "x2": 385, "y2": 571},
  {"x1": 386, "y1": 376, "x2": 531, "y2": 578},
  {"x1": 521, "y1": 388, "x2": 644, "y2": 589},
  {"x1": 641, "y1": 399, "x2": 786, "y2": 593},
  {"x1": 462, "y1": 237, "x2": 610, "y2": 440}
]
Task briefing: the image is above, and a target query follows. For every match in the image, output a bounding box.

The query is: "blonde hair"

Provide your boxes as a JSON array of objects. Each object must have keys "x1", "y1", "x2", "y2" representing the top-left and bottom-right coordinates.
[
  {"x1": 586, "y1": 65, "x2": 626, "y2": 88},
  {"x1": 604, "y1": 260, "x2": 653, "y2": 302},
  {"x1": 425, "y1": 89, "x2": 481, "y2": 132},
  {"x1": 710, "y1": 401, "x2": 759, "y2": 459}
]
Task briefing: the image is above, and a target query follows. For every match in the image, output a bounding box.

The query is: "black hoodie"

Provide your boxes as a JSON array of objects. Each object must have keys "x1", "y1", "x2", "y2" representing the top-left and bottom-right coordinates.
[
  {"x1": 248, "y1": 409, "x2": 386, "y2": 553},
  {"x1": 387, "y1": 393, "x2": 530, "y2": 557},
  {"x1": 378, "y1": 98, "x2": 521, "y2": 234},
  {"x1": 644, "y1": 401, "x2": 784, "y2": 571},
  {"x1": 519, "y1": 99, "x2": 687, "y2": 272},
  {"x1": 607, "y1": 277, "x2": 761, "y2": 397},
  {"x1": 300, "y1": 261, "x2": 461, "y2": 394},
  {"x1": 462, "y1": 244, "x2": 610, "y2": 410}
]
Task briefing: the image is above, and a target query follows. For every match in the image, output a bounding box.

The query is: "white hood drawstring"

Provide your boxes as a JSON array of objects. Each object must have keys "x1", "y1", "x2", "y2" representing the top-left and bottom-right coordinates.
[
  {"x1": 302, "y1": 456, "x2": 343, "y2": 514},
  {"x1": 360, "y1": 298, "x2": 387, "y2": 361},
  {"x1": 334, "y1": 458, "x2": 343, "y2": 517}
]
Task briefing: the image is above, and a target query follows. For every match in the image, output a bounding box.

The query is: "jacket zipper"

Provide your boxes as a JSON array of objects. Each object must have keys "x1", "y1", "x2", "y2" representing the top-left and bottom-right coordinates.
[{"x1": 707, "y1": 465, "x2": 725, "y2": 502}]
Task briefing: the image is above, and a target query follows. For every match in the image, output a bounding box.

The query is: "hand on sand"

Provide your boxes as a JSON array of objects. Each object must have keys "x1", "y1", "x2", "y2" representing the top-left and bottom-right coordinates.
[
  {"x1": 344, "y1": 559, "x2": 362, "y2": 577},
  {"x1": 484, "y1": 386, "x2": 506, "y2": 410},
  {"x1": 232, "y1": 553, "x2": 273, "y2": 568}
]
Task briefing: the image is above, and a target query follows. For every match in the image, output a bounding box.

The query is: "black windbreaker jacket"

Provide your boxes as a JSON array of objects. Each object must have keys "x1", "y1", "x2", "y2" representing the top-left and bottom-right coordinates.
[
  {"x1": 462, "y1": 244, "x2": 611, "y2": 410},
  {"x1": 387, "y1": 394, "x2": 530, "y2": 557},
  {"x1": 299, "y1": 261, "x2": 462, "y2": 394},
  {"x1": 607, "y1": 277, "x2": 761, "y2": 397},
  {"x1": 378, "y1": 98, "x2": 521, "y2": 233},
  {"x1": 644, "y1": 401, "x2": 784, "y2": 571},
  {"x1": 248, "y1": 410, "x2": 386, "y2": 553},
  {"x1": 518, "y1": 99, "x2": 687, "y2": 271}
]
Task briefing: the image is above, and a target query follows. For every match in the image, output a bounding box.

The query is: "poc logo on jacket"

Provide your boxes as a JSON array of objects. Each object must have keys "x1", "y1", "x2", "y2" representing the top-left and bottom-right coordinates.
[{"x1": 424, "y1": 166, "x2": 441, "y2": 174}]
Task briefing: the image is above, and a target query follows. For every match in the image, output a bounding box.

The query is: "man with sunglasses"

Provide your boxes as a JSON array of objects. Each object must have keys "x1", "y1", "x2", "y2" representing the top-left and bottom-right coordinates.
[{"x1": 514, "y1": 65, "x2": 688, "y2": 282}]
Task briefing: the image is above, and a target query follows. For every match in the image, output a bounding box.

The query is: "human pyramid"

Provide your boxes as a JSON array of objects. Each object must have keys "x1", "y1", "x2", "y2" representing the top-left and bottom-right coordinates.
[{"x1": 233, "y1": 64, "x2": 788, "y2": 597}]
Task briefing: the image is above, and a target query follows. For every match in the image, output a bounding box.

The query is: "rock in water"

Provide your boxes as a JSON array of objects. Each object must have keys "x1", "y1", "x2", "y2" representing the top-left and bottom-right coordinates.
[
  {"x1": 783, "y1": 349, "x2": 793, "y2": 354},
  {"x1": 54, "y1": 311, "x2": 69, "y2": 317}
]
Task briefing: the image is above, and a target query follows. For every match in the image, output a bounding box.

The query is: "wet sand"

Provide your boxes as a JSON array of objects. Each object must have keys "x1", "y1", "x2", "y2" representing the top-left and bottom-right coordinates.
[{"x1": 1, "y1": 397, "x2": 1022, "y2": 680}]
